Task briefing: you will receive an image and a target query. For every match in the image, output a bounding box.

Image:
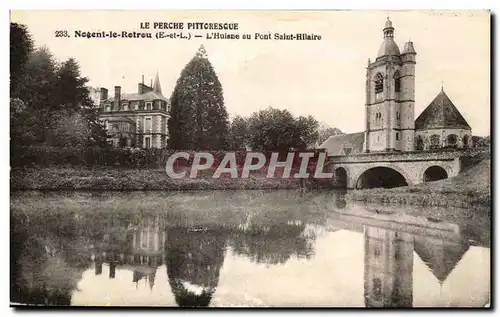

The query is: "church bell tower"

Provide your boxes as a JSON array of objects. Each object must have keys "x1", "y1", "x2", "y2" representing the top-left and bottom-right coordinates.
[{"x1": 363, "y1": 18, "x2": 417, "y2": 153}]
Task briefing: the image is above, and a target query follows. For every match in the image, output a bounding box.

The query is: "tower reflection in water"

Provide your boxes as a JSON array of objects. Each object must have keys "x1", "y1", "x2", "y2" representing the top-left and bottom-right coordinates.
[
  {"x1": 363, "y1": 226, "x2": 413, "y2": 307},
  {"x1": 336, "y1": 192, "x2": 471, "y2": 308}
]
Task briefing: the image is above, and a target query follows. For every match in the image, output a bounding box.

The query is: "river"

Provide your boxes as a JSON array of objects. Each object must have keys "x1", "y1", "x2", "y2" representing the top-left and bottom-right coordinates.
[{"x1": 10, "y1": 190, "x2": 490, "y2": 307}]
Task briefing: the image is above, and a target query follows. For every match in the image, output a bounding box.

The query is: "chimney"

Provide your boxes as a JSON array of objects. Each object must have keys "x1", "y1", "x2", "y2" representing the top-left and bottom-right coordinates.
[
  {"x1": 95, "y1": 262, "x2": 103, "y2": 275},
  {"x1": 109, "y1": 262, "x2": 116, "y2": 279},
  {"x1": 114, "y1": 86, "x2": 121, "y2": 110},
  {"x1": 99, "y1": 88, "x2": 108, "y2": 101},
  {"x1": 138, "y1": 83, "x2": 143, "y2": 94}
]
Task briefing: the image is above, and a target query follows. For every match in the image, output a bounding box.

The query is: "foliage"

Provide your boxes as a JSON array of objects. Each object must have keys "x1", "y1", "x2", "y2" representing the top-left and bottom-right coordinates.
[
  {"x1": 10, "y1": 22, "x2": 34, "y2": 99},
  {"x1": 9, "y1": 24, "x2": 108, "y2": 152},
  {"x1": 472, "y1": 135, "x2": 490, "y2": 148},
  {"x1": 246, "y1": 107, "x2": 320, "y2": 152},
  {"x1": 317, "y1": 123, "x2": 343, "y2": 146},
  {"x1": 168, "y1": 45, "x2": 229, "y2": 150},
  {"x1": 228, "y1": 115, "x2": 249, "y2": 150}
]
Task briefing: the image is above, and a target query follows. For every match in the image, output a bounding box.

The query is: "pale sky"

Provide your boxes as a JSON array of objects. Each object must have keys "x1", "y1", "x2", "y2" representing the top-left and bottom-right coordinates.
[{"x1": 11, "y1": 10, "x2": 491, "y2": 136}]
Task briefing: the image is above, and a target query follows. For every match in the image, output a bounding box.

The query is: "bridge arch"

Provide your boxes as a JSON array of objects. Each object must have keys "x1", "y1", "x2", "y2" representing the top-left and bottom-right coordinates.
[
  {"x1": 355, "y1": 166, "x2": 409, "y2": 189},
  {"x1": 333, "y1": 167, "x2": 348, "y2": 188},
  {"x1": 423, "y1": 166, "x2": 448, "y2": 182}
]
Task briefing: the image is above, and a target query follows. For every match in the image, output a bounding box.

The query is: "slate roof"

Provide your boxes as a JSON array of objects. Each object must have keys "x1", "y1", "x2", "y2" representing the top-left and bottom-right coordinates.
[
  {"x1": 415, "y1": 89, "x2": 471, "y2": 130},
  {"x1": 377, "y1": 37, "x2": 401, "y2": 58},
  {"x1": 318, "y1": 132, "x2": 365, "y2": 156},
  {"x1": 107, "y1": 91, "x2": 169, "y2": 102}
]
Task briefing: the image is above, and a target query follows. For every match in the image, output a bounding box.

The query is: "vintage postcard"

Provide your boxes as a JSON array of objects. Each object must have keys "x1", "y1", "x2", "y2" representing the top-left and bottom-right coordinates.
[{"x1": 9, "y1": 10, "x2": 491, "y2": 307}]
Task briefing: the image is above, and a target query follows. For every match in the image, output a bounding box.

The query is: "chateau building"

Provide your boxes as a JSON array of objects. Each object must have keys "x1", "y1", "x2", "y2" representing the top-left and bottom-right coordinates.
[
  {"x1": 320, "y1": 18, "x2": 472, "y2": 155},
  {"x1": 98, "y1": 72, "x2": 170, "y2": 149}
]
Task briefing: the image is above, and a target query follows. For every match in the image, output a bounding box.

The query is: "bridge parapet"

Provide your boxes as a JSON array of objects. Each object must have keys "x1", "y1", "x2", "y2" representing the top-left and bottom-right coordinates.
[{"x1": 328, "y1": 148, "x2": 488, "y2": 164}]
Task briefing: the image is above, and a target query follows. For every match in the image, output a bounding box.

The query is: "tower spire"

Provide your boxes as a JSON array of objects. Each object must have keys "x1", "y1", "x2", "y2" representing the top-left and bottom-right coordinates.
[{"x1": 153, "y1": 70, "x2": 162, "y2": 94}]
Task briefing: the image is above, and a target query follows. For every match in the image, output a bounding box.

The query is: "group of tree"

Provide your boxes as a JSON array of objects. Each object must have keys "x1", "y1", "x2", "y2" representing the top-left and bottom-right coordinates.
[
  {"x1": 227, "y1": 109, "x2": 343, "y2": 152},
  {"x1": 10, "y1": 22, "x2": 107, "y2": 149}
]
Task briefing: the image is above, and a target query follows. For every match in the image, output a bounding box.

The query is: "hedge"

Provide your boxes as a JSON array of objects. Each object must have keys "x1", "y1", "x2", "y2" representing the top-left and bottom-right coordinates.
[{"x1": 10, "y1": 146, "x2": 331, "y2": 174}]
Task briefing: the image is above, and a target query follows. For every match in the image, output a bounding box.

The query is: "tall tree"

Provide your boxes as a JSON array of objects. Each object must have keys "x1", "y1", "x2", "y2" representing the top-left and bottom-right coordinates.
[
  {"x1": 10, "y1": 22, "x2": 34, "y2": 98},
  {"x1": 168, "y1": 45, "x2": 229, "y2": 150},
  {"x1": 54, "y1": 58, "x2": 94, "y2": 112}
]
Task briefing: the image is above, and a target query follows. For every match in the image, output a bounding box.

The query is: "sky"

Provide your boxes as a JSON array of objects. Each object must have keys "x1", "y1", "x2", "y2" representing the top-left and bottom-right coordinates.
[{"x1": 10, "y1": 10, "x2": 491, "y2": 136}]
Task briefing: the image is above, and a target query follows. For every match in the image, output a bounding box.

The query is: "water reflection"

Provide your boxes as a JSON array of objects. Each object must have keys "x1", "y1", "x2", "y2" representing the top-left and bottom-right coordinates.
[
  {"x1": 165, "y1": 228, "x2": 228, "y2": 307},
  {"x1": 10, "y1": 191, "x2": 490, "y2": 307},
  {"x1": 363, "y1": 226, "x2": 414, "y2": 307}
]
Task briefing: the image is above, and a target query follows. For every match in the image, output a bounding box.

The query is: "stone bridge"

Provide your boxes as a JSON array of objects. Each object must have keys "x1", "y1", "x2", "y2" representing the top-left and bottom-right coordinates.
[{"x1": 326, "y1": 148, "x2": 487, "y2": 189}]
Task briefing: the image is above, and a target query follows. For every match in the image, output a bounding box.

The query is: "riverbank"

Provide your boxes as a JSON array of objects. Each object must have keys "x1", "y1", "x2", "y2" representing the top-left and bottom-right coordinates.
[
  {"x1": 10, "y1": 167, "x2": 321, "y2": 191},
  {"x1": 347, "y1": 159, "x2": 491, "y2": 208}
]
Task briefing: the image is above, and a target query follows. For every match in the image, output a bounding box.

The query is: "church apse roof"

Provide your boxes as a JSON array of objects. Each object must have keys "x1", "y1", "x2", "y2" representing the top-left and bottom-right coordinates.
[
  {"x1": 415, "y1": 89, "x2": 471, "y2": 130},
  {"x1": 318, "y1": 132, "x2": 365, "y2": 156}
]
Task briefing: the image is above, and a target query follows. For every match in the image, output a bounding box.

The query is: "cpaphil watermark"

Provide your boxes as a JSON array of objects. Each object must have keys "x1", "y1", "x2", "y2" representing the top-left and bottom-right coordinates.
[{"x1": 165, "y1": 151, "x2": 333, "y2": 179}]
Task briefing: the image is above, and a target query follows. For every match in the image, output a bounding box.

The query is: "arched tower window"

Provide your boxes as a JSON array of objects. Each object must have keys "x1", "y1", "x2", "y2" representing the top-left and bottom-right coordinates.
[
  {"x1": 374, "y1": 73, "x2": 384, "y2": 93},
  {"x1": 394, "y1": 71, "x2": 401, "y2": 93}
]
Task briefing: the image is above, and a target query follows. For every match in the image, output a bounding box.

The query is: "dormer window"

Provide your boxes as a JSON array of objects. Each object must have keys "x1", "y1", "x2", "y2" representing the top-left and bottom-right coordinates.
[
  {"x1": 122, "y1": 103, "x2": 129, "y2": 111},
  {"x1": 105, "y1": 103, "x2": 111, "y2": 112},
  {"x1": 145, "y1": 102, "x2": 152, "y2": 111}
]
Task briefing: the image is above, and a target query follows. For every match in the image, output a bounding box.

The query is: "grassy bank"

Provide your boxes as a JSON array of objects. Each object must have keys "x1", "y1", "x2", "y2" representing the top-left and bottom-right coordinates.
[
  {"x1": 10, "y1": 167, "x2": 324, "y2": 191},
  {"x1": 347, "y1": 159, "x2": 491, "y2": 208}
]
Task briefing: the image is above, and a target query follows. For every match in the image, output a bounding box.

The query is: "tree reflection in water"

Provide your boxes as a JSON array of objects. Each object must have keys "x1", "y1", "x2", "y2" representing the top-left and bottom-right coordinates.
[
  {"x1": 10, "y1": 212, "x2": 91, "y2": 306},
  {"x1": 230, "y1": 221, "x2": 315, "y2": 265},
  {"x1": 165, "y1": 228, "x2": 229, "y2": 307}
]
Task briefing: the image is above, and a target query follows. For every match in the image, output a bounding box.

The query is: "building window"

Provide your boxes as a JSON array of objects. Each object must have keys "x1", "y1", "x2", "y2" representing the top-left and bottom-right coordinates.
[
  {"x1": 374, "y1": 246, "x2": 381, "y2": 257},
  {"x1": 416, "y1": 135, "x2": 424, "y2": 150},
  {"x1": 446, "y1": 134, "x2": 458, "y2": 148},
  {"x1": 373, "y1": 278, "x2": 382, "y2": 300},
  {"x1": 374, "y1": 73, "x2": 384, "y2": 102},
  {"x1": 396, "y1": 132, "x2": 399, "y2": 141},
  {"x1": 396, "y1": 111, "x2": 401, "y2": 122},
  {"x1": 141, "y1": 231, "x2": 148, "y2": 249},
  {"x1": 146, "y1": 102, "x2": 152, "y2": 111},
  {"x1": 122, "y1": 103, "x2": 129, "y2": 111},
  {"x1": 463, "y1": 135, "x2": 470, "y2": 147},
  {"x1": 430, "y1": 134, "x2": 441, "y2": 149},
  {"x1": 145, "y1": 117, "x2": 152, "y2": 132},
  {"x1": 374, "y1": 73, "x2": 384, "y2": 93},
  {"x1": 145, "y1": 137, "x2": 151, "y2": 149},
  {"x1": 394, "y1": 71, "x2": 401, "y2": 93},
  {"x1": 105, "y1": 104, "x2": 111, "y2": 112}
]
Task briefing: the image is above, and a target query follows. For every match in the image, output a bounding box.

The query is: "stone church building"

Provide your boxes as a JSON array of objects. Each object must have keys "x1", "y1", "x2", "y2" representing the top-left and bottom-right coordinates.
[{"x1": 320, "y1": 18, "x2": 472, "y2": 156}]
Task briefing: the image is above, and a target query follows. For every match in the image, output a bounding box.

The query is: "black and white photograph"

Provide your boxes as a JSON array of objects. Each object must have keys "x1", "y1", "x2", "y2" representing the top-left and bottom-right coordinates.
[{"x1": 9, "y1": 10, "x2": 491, "y2": 307}]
